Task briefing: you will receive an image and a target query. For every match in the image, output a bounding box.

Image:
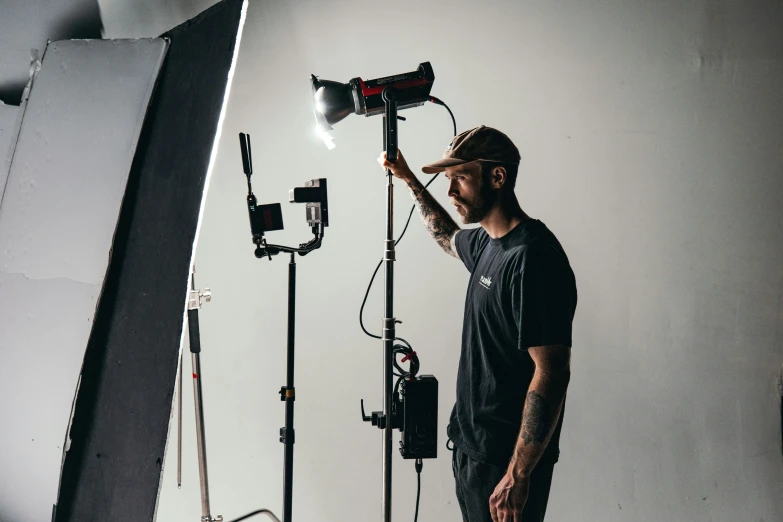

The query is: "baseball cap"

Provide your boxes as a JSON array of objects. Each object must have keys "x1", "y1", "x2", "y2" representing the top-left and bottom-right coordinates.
[{"x1": 421, "y1": 125, "x2": 521, "y2": 174}]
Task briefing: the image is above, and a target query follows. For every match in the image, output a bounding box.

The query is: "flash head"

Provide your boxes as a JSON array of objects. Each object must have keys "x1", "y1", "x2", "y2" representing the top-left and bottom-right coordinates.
[
  {"x1": 310, "y1": 62, "x2": 435, "y2": 150},
  {"x1": 290, "y1": 178, "x2": 328, "y2": 228}
]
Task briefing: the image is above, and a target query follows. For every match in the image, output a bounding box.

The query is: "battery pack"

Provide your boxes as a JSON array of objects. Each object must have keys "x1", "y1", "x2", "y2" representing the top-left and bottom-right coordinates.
[{"x1": 399, "y1": 375, "x2": 438, "y2": 459}]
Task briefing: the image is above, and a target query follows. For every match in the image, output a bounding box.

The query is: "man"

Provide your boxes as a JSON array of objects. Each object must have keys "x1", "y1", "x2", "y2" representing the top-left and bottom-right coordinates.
[{"x1": 378, "y1": 126, "x2": 577, "y2": 522}]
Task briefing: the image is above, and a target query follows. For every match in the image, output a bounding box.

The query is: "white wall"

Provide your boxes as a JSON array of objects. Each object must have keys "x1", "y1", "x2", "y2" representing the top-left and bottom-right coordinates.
[{"x1": 102, "y1": 1, "x2": 783, "y2": 521}]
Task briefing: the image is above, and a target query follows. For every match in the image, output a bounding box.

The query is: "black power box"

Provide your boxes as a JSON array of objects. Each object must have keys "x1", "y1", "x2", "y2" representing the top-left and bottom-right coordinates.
[{"x1": 399, "y1": 375, "x2": 438, "y2": 459}]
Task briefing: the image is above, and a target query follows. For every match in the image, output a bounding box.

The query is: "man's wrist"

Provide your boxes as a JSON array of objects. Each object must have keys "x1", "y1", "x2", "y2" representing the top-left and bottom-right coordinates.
[
  {"x1": 409, "y1": 185, "x2": 422, "y2": 198},
  {"x1": 406, "y1": 176, "x2": 424, "y2": 197},
  {"x1": 402, "y1": 172, "x2": 417, "y2": 185},
  {"x1": 507, "y1": 458, "x2": 533, "y2": 481}
]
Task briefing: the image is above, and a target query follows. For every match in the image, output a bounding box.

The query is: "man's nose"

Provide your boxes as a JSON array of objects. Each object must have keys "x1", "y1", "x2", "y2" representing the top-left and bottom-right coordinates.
[{"x1": 447, "y1": 180, "x2": 458, "y2": 197}]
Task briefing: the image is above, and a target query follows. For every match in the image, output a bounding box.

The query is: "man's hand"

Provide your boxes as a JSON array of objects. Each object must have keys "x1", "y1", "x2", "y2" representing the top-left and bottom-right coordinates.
[
  {"x1": 489, "y1": 472, "x2": 530, "y2": 522},
  {"x1": 377, "y1": 150, "x2": 414, "y2": 183}
]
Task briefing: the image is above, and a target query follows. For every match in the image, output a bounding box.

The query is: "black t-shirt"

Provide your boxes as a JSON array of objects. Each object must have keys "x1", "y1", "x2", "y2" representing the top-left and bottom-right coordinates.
[{"x1": 447, "y1": 219, "x2": 577, "y2": 467}]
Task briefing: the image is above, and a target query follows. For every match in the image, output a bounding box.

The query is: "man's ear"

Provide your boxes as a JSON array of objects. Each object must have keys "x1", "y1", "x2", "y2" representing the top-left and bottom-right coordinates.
[{"x1": 491, "y1": 166, "x2": 507, "y2": 189}]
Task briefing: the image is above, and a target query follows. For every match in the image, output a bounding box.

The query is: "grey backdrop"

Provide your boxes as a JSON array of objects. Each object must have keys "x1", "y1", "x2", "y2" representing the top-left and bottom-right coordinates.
[{"x1": 98, "y1": 1, "x2": 783, "y2": 521}]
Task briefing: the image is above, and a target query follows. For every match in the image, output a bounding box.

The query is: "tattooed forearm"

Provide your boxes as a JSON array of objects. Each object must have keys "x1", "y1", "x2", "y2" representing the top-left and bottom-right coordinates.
[
  {"x1": 407, "y1": 177, "x2": 460, "y2": 257},
  {"x1": 507, "y1": 359, "x2": 569, "y2": 478},
  {"x1": 520, "y1": 391, "x2": 551, "y2": 445}
]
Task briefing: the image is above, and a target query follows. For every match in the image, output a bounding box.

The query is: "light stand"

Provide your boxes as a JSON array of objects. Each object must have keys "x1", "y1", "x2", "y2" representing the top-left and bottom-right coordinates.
[
  {"x1": 282, "y1": 252, "x2": 296, "y2": 522},
  {"x1": 187, "y1": 267, "x2": 221, "y2": 522},
  {"x1": 255, "y1": 224, "x2": 325, "y2": 522},
  {"x1": 177, "y1": 263, "x2": 285, "y2": 522},
  {"x1": 239, "y1": 132, "x2": 328, "y2": 522},
  {"x1": 380, "y1": 87, "x2": 399, "y2": 522},
  {"x1": 310, "y1": 63, "x2": 441, "y2": 522}
]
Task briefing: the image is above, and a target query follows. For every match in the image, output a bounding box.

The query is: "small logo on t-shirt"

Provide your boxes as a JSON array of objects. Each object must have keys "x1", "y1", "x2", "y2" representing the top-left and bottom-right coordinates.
[{"x1": 479, "y1": 275, "x2": 492, "y2": 289}]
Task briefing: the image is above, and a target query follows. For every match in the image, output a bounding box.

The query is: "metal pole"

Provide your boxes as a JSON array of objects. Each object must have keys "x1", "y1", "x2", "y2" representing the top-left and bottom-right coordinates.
[
  {"x1": 191, "y1": 345, "x2": 212, "y2": 519},
  {"x1": 381, "y1": 87, "x2": 398, "y2": 522},
  {"x1": 188, "y1": 270, "x2": 220, "y2": 522},
  {"x1": 282, "y1": 253, "x2": 297, "y2": 522}
]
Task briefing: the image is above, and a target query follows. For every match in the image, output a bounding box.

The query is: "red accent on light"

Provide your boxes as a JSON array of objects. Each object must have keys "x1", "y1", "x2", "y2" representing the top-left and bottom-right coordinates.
[
  {"x1": 192, "y1": 373, "x2": 199, "y2": 379},
  {"x1": 359, "y1": 78, "x2": 430, "y2": 97}
]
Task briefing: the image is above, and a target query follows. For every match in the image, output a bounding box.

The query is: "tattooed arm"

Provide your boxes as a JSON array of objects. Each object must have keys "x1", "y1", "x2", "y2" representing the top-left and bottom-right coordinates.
[
  {"x1": 509, "y1": 345, "x2": 571, "y2": 476},
  {"x1": 406, "y1": 176, "x2": 460, "y2": 257},
  {"x1": 489, "y1": 345, "x2": 571, "y2": 522},
  {"x1": 378, "y1": 150, "x2": 460, "y2": 258}
]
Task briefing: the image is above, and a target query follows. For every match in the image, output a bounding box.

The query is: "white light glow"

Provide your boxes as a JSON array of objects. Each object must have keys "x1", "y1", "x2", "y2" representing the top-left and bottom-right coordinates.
[
  {"x1": 315, "y1": 100, "x2": 326, "y2": 114},
  {"x1": 315, "y1": 124, "x2": 335, "y2": 150}
]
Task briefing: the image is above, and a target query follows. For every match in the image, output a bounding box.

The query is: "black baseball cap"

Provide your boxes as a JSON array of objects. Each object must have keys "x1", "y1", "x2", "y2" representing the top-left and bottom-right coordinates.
[{"x1": 421, "y1": 125, "x2": 521, "y2": 174}]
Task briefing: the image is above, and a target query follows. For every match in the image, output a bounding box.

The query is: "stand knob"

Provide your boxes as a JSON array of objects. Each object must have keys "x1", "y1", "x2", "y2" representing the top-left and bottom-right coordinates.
[{"x1": 360, "y1": 399, "x2": 386, "y2": 429}]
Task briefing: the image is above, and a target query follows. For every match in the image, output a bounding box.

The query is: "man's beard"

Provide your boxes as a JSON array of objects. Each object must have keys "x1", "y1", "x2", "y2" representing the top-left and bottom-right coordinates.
[{"x1": 455, "y1": 180, "x2": 495, "y2": 224}]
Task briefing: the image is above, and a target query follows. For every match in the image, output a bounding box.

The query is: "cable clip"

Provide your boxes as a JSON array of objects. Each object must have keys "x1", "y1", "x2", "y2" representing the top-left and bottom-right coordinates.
[{"x1": 401, "y1": 351, "x2": 417, "y2": 363}]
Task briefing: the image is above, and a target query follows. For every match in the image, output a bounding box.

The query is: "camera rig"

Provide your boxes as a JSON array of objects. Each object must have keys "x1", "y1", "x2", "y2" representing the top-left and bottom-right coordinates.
[
  {"x1": 240, "y1": 133, "x2": 327, "y2": 260},
  {"x1": 238, "y1": 132, "x2": 329, "y2": 522}
]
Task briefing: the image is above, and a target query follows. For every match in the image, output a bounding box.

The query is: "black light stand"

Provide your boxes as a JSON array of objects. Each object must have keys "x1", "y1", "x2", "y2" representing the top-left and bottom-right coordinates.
[
  {"x1": 281, "y1": 252, "x2": 297, "y2": 522},
  {"x1": 239, "y1": 133, "x2": 328, "y2": 522},
  {"x1": 380, "y1": 87, "x2": 399, "y2": 522},
  {"x1": 310, "y1": 63, "x2": 444, "y2": 522},
  {"x1": 257, "y1": 209, "x2": 325, "y2": 522}
]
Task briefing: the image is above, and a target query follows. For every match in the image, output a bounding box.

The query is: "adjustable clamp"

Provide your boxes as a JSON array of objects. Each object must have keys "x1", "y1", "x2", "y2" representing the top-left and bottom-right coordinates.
[
  {"x1": 381, "y1": 318, "x2": 401, "y2": 342},
  {"x1": 188, "y1": 287, "x2": 212, "y2": 311},
  {"x1": 279, "y1": 427, "x2": 295, "y2": 444},
  {"x1": 361, "y1": 399, "x2": 386, "y2": 429},
  {"x1": 280, "y1": 386, "x2": 295, "y2": 401},
  {"x1": 360, "y1": 398, "x2": 401, "y2": 430},
  {"x1": 383, "y1": 239, "x2": 396, "y2": 262}
]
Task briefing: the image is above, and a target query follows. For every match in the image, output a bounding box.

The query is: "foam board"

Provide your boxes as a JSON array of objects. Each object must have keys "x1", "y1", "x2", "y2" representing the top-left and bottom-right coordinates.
[
  {"x1": 0, "y1": 38, "x2": 167, "y2": 522},
  {"x1": 53, "y1": 2, "x2": 248, "y2": 521},
  {"x1": 0, "y1": 103, "x2": 20, "y2": 203}
]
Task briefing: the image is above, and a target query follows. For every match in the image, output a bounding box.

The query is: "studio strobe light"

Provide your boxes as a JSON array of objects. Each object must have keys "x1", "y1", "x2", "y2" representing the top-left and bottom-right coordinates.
[
  {"x1": 310, "y1": 62, "x2": 446, "y2": 522},
  {"x1": 311, "y1": 62, "x2": 435, "y2": 156}
]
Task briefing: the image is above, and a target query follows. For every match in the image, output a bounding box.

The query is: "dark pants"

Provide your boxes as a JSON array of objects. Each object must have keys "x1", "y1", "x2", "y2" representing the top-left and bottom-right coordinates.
[{"x1": 452, "y1": 447, "x2": 555, "y2": 522}]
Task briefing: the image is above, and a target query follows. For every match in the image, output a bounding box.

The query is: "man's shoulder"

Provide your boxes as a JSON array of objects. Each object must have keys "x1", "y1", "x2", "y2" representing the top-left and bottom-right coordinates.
[
  {"x1": 502, "y1": 223, "x2": 572, "y2": 278},
  {"x1": 518, "y1": 221, "x2": 568, "y2": 256},
  {"x1": 457, "y1": 226, "x2": 488, "y2": 241},
  {"x1": 455, "y1": 226, "x2": 490, "y2": 253},
  {"x1": 500, "y1": 220, "x2": 549, "y2": 253}
]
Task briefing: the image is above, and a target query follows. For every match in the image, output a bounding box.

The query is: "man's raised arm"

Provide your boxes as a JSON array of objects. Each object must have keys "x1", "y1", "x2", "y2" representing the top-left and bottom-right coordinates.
[{"x1": 378, "y1": 150, "x2": 460, "y2": 258}]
